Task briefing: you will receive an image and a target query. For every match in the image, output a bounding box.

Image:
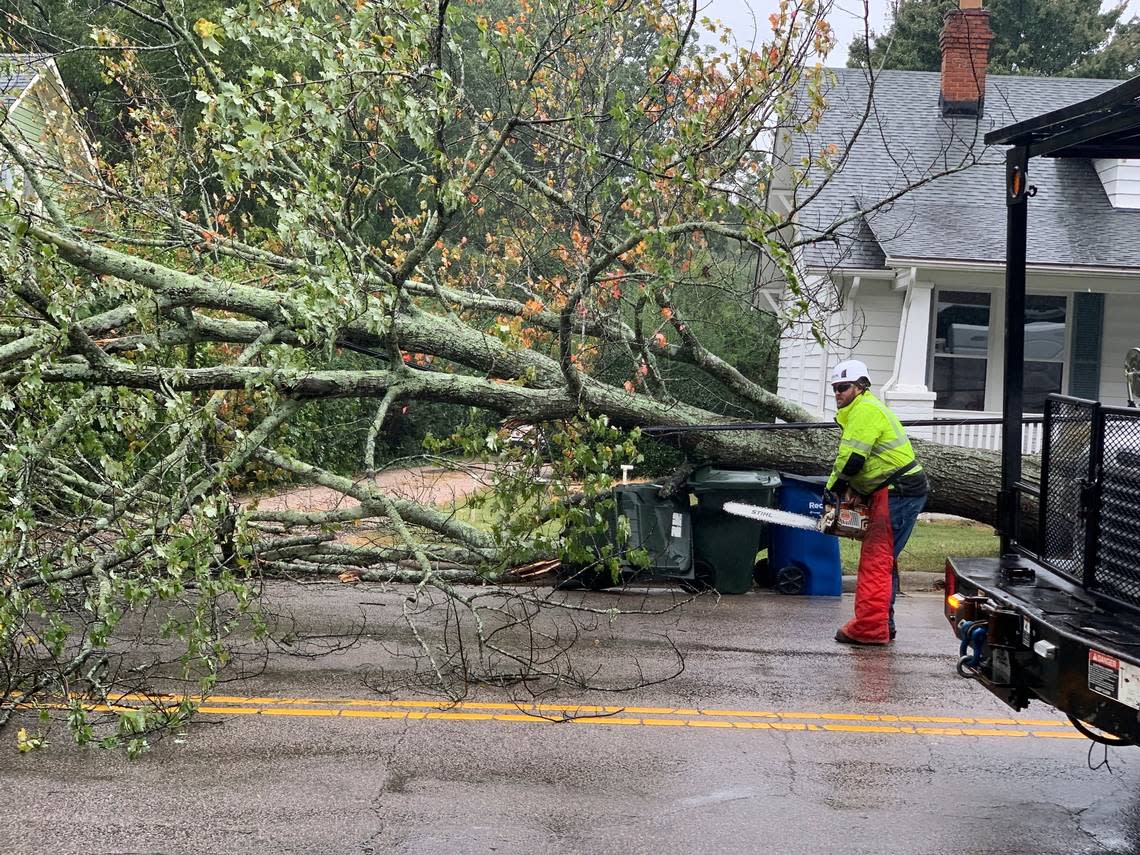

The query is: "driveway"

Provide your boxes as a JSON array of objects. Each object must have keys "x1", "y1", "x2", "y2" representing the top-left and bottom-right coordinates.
[{"x1": 248, "y1": 462, "x2": 493, "y2": 514}]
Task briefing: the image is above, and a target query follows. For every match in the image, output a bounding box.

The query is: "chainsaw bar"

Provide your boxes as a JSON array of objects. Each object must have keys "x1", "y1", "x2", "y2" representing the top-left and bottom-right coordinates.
[{"x1": 722, "y1": 502, "x2": 819, "y2": 531}]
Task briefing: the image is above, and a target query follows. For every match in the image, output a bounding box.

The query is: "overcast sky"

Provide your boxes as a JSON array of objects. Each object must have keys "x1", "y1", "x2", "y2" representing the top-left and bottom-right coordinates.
[
  {"x1": 700, "y1": 0, "x2": 1140, "y2": 68},
  {"x1": 700, "y1": 0, "x2": 886, "y2": 65}
]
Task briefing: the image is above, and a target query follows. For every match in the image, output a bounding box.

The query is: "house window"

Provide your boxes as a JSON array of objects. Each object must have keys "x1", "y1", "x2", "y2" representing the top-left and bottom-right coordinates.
[
  {"x1": 932, "y1": 290, "x2": 1069, "y2": 412},
  {"x1": 1024, "y1": 294, "x2": 1066, "y2": 412},
  {"x1": 933, "y1": 290, "x2": 990, "y2": 410}
]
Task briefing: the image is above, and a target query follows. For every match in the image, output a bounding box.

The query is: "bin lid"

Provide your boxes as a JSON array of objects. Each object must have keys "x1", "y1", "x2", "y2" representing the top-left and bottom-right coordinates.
[
  {"x1": 612, "y1": 482, "x2": 668, "y2": 497},
  {"x1": 689, "y1": 467, "x2": 780, "y2": 490},
  {"x1": 777, "y1": 473, "x2": 830, "y2": 487}
]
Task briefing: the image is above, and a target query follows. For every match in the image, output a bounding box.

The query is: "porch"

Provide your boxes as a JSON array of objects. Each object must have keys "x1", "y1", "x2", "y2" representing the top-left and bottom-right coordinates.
[{"x1": 919, "y1": 412, "x2": 1044, "y2": 455}]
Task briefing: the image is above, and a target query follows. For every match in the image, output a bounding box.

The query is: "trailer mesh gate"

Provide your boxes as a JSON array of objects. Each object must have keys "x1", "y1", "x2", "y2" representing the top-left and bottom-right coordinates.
[
  {"x1": 1097, "y1": 407, "x2": 1140, "y2": 607},
  {"x1": 1036, "y1": 395, "x2": 1140, "y2": 610}
]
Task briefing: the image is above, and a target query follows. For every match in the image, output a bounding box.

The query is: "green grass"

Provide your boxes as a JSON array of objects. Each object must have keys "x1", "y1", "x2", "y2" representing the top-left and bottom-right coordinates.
[
  {"x1": 837, "y1": 518, "x2": 998, "y2": 574},
  {"x1": 448, "y1": 494, "x2": 561, "y2": 538},
  {"x1": 448, "y1": 497, "x2": 497, "y2": 529}
]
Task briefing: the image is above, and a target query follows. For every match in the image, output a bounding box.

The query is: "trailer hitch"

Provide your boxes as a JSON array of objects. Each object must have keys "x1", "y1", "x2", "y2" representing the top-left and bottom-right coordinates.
[{"x1": 956, "y1": 619, "x2": 988, "y2": 678}]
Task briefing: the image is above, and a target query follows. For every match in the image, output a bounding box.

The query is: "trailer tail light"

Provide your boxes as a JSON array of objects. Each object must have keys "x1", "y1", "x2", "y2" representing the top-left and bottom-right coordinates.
[
  {"x1": 946, "y1": 592, "x2": 965, "y2": 622},
  {"x1": 944, "y1": 561, "x2": 959, "y2": 623}
]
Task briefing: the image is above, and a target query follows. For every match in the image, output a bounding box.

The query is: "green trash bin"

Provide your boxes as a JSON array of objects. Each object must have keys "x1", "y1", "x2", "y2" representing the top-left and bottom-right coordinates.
[
  {"x1": 562, "y1": 483, "x2": 693, "y2": 589},
  {"x1": 688, "y1": 467, "x2": 780, "y2": 594}
]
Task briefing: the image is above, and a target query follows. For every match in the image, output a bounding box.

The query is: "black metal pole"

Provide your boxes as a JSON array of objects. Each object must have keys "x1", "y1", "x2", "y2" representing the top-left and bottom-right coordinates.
[{"x1": 1000, "y1": 146, "x2": 1029, "y2": 553}]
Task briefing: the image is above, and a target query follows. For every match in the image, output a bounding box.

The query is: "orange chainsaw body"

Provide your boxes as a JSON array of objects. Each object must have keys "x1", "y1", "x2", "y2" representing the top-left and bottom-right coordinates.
[{"x1": 818, "y1": 498, "x2": 870, "y2": 540}]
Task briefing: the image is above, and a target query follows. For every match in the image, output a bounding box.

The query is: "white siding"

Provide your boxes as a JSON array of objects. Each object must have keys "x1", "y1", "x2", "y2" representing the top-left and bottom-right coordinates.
[
  {"x1": 776, "y1": 315, "x2": 803, "y2": 404},
  {"x1": 776, "y1": 278, "x2": 903, "y2": 417},
  {"x1": 776, "y1": 274, "x2": 826, "y2": 413},
  {"x1": 1099, "y1": 290, "x2": 1140, "y2": 406},
  {"x1": 850, "y1": 281, "x2": 903, "y2": 379},
  {"x1": 820, "y1": 281, "x2": 902, "y2": 416},
  {"x1": 777, "y1": 323, "x2": 827, "y2": 413}
]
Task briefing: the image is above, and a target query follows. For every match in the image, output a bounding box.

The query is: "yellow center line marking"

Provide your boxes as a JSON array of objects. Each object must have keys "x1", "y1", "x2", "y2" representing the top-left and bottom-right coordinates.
[
  {"x1": 106, "y1": 692, "x2": 1071, "y2": 729},
  {"x1": 26, "y1": 694, "x2": 1085, "y2": 740}
]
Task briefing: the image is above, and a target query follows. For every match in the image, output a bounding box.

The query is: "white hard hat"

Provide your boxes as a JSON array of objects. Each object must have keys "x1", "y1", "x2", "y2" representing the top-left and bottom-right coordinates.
[{"x1": 831, "y1": 359, "x2": 870, "y2": 385}]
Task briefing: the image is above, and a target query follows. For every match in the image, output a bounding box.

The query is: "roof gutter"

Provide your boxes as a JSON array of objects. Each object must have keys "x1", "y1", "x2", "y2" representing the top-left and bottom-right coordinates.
[
  {"x1": 884, "y1": 256, "x2": 1140, "y2": 278},
  {"x1": 801, "y1": 267, "x2": 896, "y2": 280}
]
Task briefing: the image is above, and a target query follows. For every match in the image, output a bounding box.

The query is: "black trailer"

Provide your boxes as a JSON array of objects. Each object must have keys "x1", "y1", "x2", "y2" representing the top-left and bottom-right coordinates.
[{"x1": 944, "y1": 77, "x2": 1140, "y2": 745}]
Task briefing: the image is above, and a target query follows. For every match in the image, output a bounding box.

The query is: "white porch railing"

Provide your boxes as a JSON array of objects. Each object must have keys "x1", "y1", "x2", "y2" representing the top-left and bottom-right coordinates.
[{"x1": 921, "y1": 412, "x2": 1044, "y2": 455}]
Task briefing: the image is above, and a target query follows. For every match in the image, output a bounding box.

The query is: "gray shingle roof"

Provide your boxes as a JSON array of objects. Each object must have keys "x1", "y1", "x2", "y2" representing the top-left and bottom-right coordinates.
[
  {"x1": 790, "y1": 69, "x2": 1140, "y2": 271},
  {"x1": 1, "y1": 53, "x2": 51, "y2": 109}
]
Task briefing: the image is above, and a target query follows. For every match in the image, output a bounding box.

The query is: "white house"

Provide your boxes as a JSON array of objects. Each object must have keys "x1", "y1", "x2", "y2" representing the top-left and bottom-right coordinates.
[{"x1": 765, "y1": 3, "x2": 1140, "y2": 452}]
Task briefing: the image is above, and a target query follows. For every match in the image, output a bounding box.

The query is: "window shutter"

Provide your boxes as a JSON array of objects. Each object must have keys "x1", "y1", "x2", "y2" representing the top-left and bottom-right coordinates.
[{"x1": 1068, "y1": 292, "x2": 1104, "y2": 400}]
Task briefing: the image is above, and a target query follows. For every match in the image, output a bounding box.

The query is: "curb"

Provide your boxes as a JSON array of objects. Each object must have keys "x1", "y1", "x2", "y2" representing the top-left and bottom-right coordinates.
[{"x1": 841, "y1": 570, "x2": 943, "y2": 594}]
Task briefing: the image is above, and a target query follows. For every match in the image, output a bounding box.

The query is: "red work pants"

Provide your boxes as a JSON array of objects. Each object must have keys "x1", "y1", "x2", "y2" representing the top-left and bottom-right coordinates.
[{"x1": 839, "y1": 487, "x2": 893, "y2": 644}]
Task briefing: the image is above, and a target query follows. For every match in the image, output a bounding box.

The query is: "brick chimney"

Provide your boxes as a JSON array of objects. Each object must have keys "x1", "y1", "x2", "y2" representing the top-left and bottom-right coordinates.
[{"x1": 939, "y1": 0, "x2": 993, "y2": 117}]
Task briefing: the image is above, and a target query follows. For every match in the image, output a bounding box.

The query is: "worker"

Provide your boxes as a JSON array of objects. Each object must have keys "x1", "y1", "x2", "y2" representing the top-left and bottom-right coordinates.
[{"x1": 826, "y1": 359, "x2": 928, "y2": 645}]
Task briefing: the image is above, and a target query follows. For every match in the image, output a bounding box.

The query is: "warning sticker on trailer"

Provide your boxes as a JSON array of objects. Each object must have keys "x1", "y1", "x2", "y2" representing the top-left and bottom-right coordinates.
[
  {"x1": 1089, "y1": 651, "x2": 1120, "y2": 699},
  {"x1": 1088, "y1": 650, "x2": 1140, "y2": 711}
]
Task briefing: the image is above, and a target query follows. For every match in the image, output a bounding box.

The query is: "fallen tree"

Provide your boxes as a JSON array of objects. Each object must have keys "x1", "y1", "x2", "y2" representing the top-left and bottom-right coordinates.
[{"x1": 0, "y1": 0, "x2": 1004, "y2": 746}]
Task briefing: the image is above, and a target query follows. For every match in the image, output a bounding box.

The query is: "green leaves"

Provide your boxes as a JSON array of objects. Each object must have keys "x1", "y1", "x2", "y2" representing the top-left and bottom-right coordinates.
[
  {"x1": 0, "y1": 0, "x2": 845, "y2": 744},
  {"x1": 443, "y1": 411, "x2": 644, "y2": 574}
]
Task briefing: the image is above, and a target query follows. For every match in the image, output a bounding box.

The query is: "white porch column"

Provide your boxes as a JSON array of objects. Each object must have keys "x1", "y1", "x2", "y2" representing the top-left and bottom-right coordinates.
[{"x1": 882, "y1": 279, "x2": 937, "y2": 436}]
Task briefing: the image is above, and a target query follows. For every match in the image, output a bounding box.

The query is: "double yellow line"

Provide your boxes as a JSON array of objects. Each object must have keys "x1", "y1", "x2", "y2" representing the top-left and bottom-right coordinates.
[{"x1": 63, "y1": 694, "x2": 1084, "y2": 741}]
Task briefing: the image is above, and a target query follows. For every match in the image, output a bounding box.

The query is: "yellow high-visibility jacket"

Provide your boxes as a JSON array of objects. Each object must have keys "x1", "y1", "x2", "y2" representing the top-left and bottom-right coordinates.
[{"x1": 826, "y1": 392, "x2": 923, "y2": 495}]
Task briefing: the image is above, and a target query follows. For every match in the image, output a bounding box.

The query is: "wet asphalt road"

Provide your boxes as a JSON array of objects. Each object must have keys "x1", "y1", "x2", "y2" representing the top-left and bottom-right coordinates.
[{"x1": 3, "y1": 582, "x2": 1139, "y2": 855}]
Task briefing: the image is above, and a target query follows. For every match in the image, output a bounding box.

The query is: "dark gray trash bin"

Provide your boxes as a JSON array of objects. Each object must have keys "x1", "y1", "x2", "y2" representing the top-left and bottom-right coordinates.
[{"x1": 559, "y1": 483, "x2": 693, "y2": 590}]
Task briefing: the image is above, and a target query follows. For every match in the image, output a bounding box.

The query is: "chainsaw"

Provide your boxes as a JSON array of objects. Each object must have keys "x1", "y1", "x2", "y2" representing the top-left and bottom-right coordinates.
[{"x1": 722, "y1": 496, "x2": 871, "y2": 540}]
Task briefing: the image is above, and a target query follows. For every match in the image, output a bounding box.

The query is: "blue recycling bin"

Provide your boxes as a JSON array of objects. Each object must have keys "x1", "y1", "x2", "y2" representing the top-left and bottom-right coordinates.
[{"x1": 767, "y1": 475, "x2": 843, "y2": 596}]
